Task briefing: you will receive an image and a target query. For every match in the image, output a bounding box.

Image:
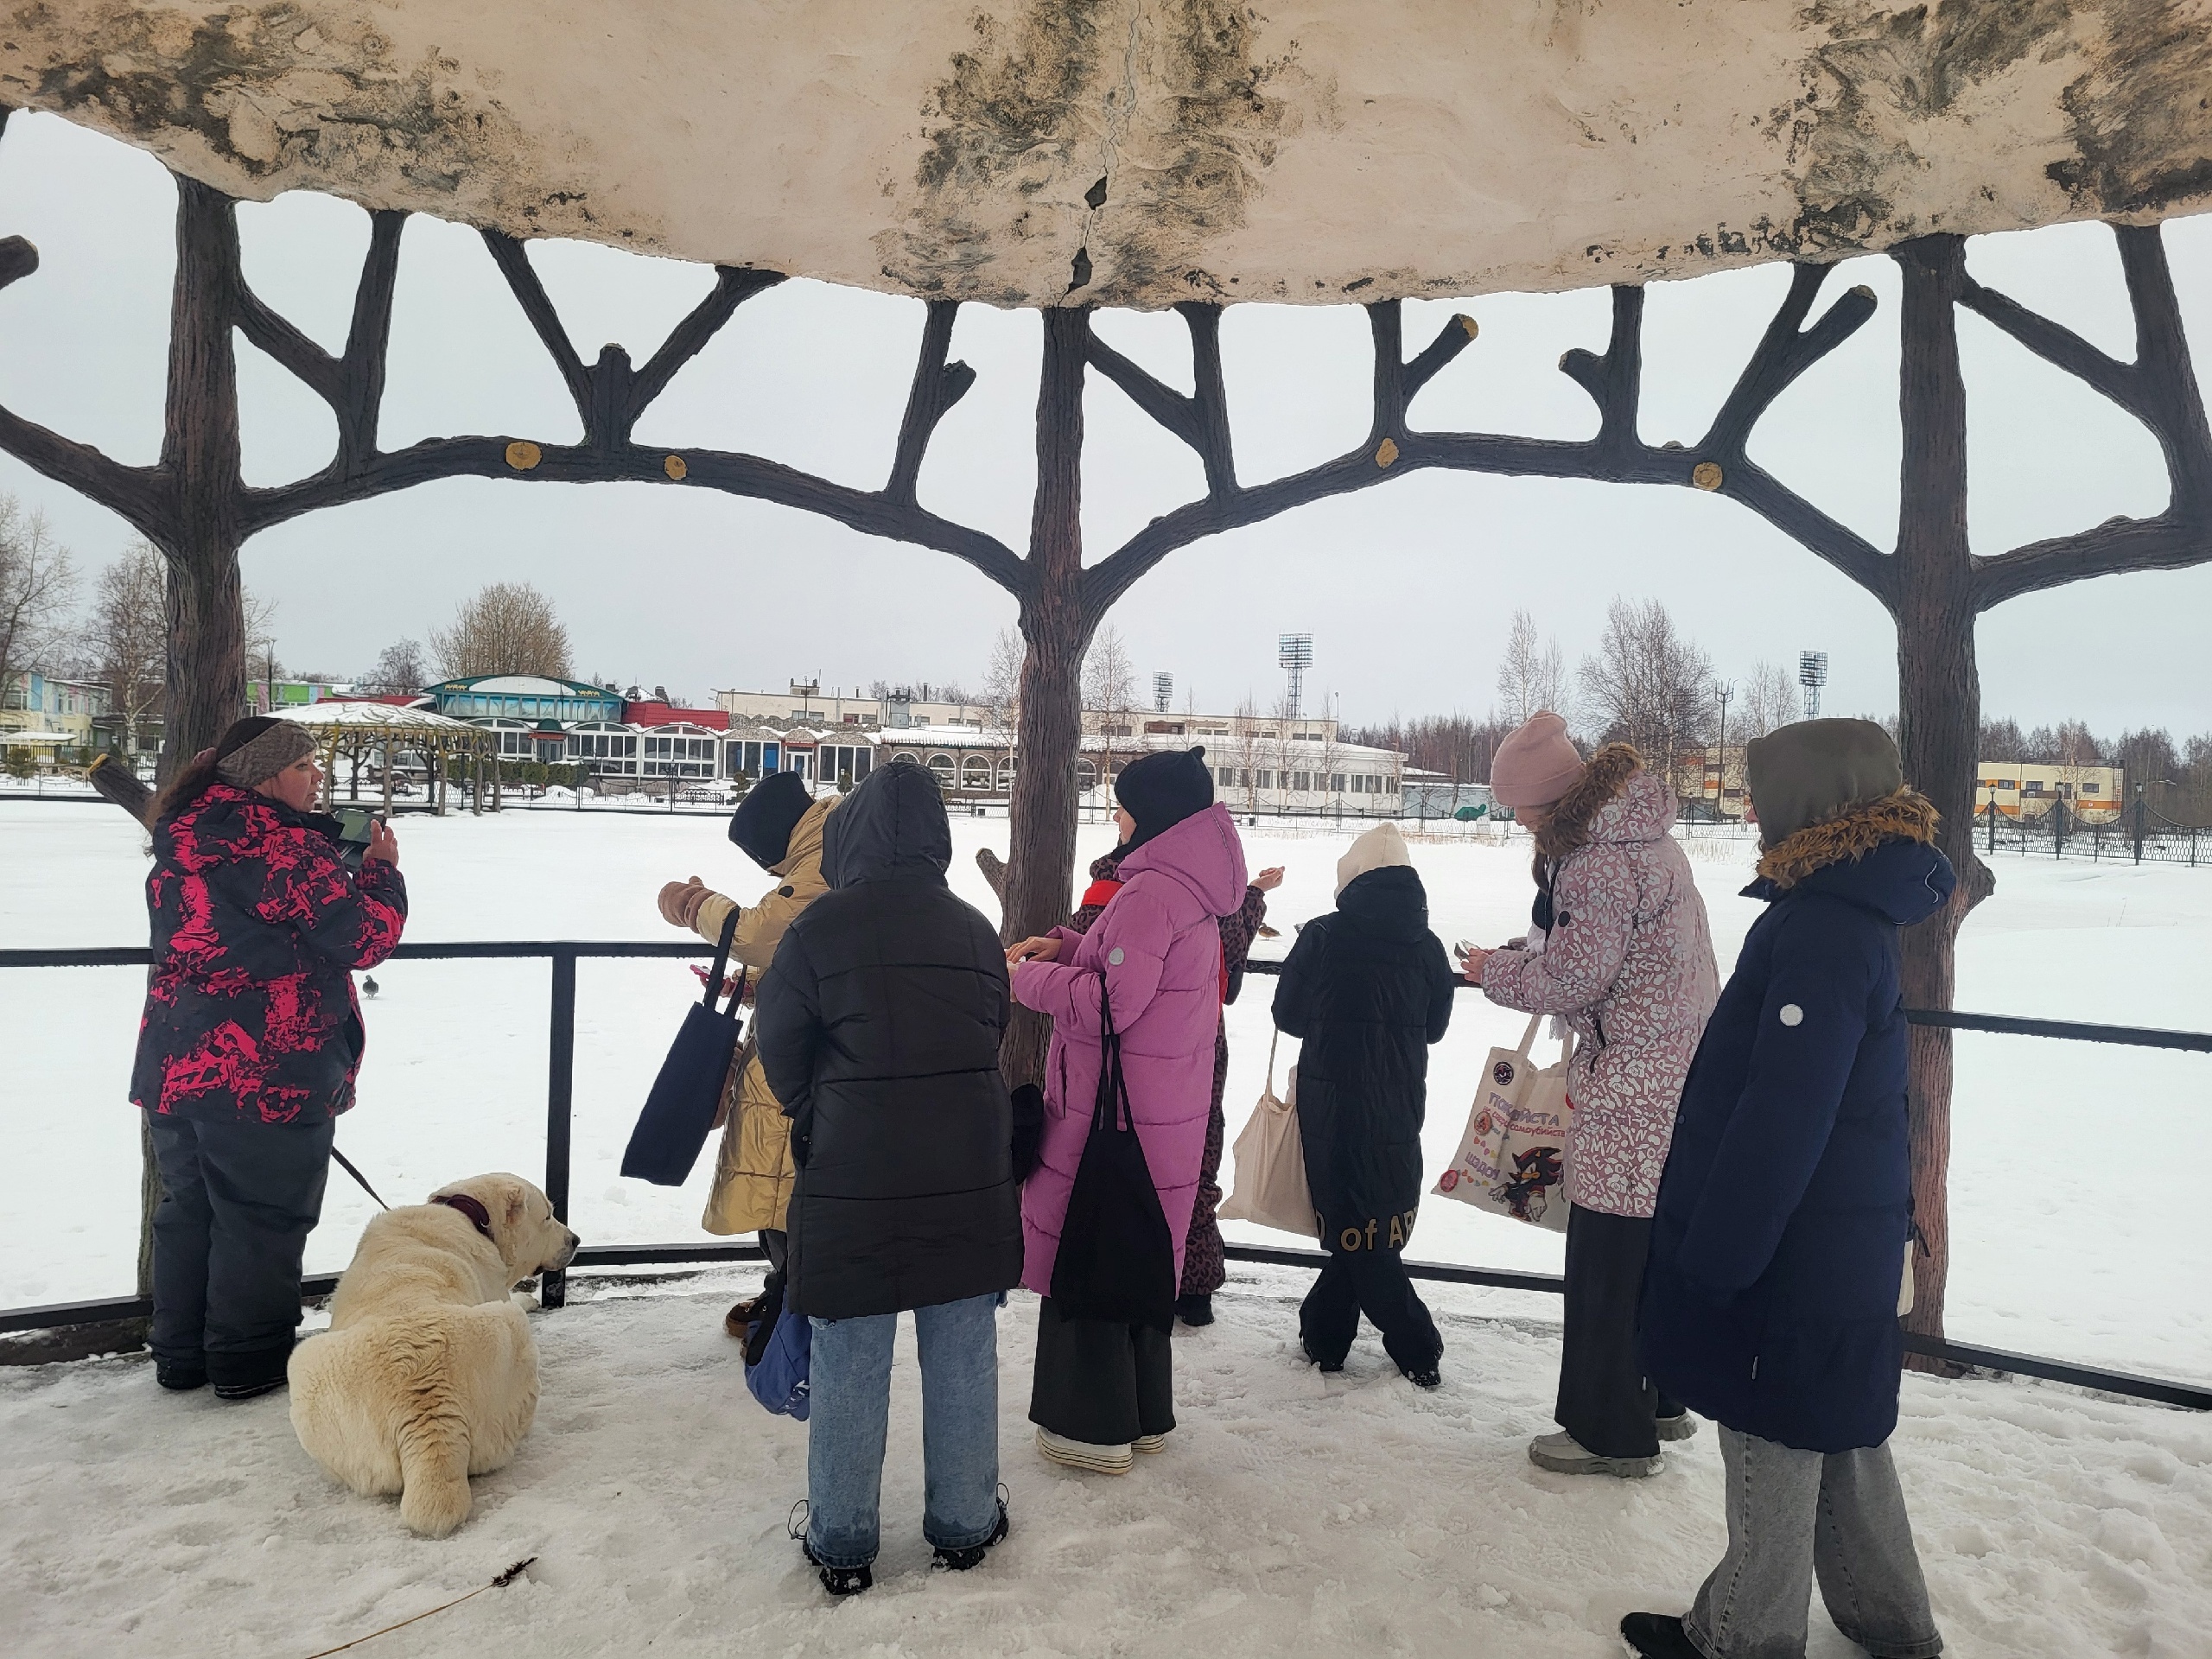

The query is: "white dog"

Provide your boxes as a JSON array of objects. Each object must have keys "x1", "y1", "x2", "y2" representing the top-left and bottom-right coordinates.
[{"x1": 289, "y1": 1173, "x2": 580, "y2": 1536}]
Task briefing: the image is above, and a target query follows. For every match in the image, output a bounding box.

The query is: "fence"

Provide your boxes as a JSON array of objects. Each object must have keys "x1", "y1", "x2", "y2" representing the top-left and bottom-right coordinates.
[
  {"x1": 3, "y1": 940, "x2": 2208, "y2": 1413},
  {"x1": 1977, "y1": 797, "x2": 2209, "y2": 867}
]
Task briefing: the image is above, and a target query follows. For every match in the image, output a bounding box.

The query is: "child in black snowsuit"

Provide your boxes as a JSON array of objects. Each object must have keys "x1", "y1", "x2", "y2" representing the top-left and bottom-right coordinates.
[{"x1": 1271, "y1": 823, "x2": 1458, "y2": 1386}]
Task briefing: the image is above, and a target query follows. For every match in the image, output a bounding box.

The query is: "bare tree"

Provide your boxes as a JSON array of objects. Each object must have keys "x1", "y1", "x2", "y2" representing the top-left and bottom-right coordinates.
[
  {"x1": 430, "y1": 582, "x2": 573, "y2": 679},
  {"x1": 0, "y1": 494, "x2": 75, "y2": 697},
  {"x1": 1229, "y1": 694, "x2": 1264, "y2": 810},
  {"x1": 365, "y1": 638, "x2": 428, "y2": 696},
  {"x1": 981, "y1": 625, "x2": 1022, "y2": 785},
  {"x1": 1740, "y1": 659, "x2": 1800, "y2": 741},
  {"x1": 1496, "y1": 607, "x2": 1569, "y2": 728},
  {"x1": 1578, "y1": 597, "x2": 1714, "y2": 782},
  {"x1": 1083, "y1": 624, "x2": 1135, "y2": 790},
  {"x1": 80, "y1": 541, "x2": 167, "y2": 754}
]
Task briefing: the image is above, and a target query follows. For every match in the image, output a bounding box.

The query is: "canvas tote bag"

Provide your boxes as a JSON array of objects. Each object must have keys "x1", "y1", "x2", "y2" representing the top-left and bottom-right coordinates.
[
  {"x1": 620, "y1": 907, "x2": 747, "y2": 1185},
  {"x1": 1433, "y1": 1014, "x2": 1575, "y2": 1233},
  {"x1": 1048, "y1": 976, "x2": 1179, "y2": 1334},
  {"x1": 1219, "y1": 1030, "x2": 1318, "y2": 1238}
]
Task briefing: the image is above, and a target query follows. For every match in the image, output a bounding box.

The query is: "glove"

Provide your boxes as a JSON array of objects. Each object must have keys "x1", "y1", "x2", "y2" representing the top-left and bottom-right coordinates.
[{"x1": 657, "y1": 877, "x2": 713, "y2": 929}]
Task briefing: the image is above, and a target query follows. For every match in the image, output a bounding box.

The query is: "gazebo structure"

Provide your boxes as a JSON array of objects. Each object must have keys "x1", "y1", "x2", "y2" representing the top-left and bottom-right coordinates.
[
  {"x1": 284, "y1": 701, "x2": 499, "y2": 817},
  {"x1": 3, "y1": 1, "x2": 2211, "y2": 1345}
]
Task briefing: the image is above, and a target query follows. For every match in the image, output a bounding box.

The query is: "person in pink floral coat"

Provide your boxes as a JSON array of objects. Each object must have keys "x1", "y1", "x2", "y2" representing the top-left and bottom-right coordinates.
[{"x1": 1463, "y1": 713, "x2": 1718, "y2": 1478}]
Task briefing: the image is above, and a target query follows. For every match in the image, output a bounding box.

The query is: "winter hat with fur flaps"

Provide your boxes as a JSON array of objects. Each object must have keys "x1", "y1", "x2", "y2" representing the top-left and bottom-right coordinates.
[
  {"x1": 1114, "y1": 746, "x2": 1214, "y2": 853},
  {"x1": 1491, "y1": 711, "x2": 1586, "y2": 809},
  {"x1": 728, "y1": 769, "x2": 814, "y2": 870},
  {"x1": 1745, "y1": 718, "x2": 1904, "y2": 850},
  {"x1": 1335, "y1": 821, "x2": 1413, "y2": 897}
]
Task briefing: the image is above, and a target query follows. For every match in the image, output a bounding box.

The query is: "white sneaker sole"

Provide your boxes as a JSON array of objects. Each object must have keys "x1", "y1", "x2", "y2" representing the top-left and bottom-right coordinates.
[
  {"x1": 1656, "y1": 1414, "x2": 1697, "y2": 1443},
  {"x1": 1036, "y1": 1428, "x2": 1133, "y2": 1475},
  {"x1": 1132, "y1": 1433, "x2": 1168, "y2": 1455},
  {"x1": 1529, "y1": 1441, "x2": 1662, "y2": 1478}
]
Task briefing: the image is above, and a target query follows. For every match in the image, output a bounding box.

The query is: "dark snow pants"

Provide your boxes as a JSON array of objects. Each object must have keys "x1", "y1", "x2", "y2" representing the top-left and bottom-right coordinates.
[
  {"x1": 1557, "y1": 1201, "x2": 1681, "y2": 1459},
  {"x1": 1300, "y1": 1242, "x2": 1442, "y2": 1373},
  {"x1": 149, "y1": 1112, "x2": 333, "y2": 1379},
  {"x1": 1029, "y1": 1296, "x2": 1175, "y2": 1446}
]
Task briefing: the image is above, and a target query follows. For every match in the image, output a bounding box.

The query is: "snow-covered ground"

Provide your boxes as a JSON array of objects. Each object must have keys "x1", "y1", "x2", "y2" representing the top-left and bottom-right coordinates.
[
  {"x1": 2, "y1": 800, "x2": 2209, "y2": 1388},
  {"x1": 3, "y1": 1271, "x2": 2207, "y2": 1659}
]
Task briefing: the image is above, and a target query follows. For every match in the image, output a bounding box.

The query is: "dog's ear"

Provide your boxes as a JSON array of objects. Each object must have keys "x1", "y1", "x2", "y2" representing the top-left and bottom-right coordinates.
[{"x1": 503, "y1": 1182, "x2": 526, "y2": 1230}]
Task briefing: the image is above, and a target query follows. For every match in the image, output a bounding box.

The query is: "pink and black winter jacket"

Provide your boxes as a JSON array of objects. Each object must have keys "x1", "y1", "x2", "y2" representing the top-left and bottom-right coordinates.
[{"x1": 131, "y1": 784, "x2": 408, "y2": 1126}]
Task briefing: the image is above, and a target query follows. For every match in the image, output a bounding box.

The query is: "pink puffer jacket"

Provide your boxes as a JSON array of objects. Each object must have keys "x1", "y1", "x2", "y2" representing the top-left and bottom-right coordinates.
[
  {"x1": 1013, "y1": 804, "x2": 1248, "y2": 1296},
  {"x1": 1481, "y1": 766, "x2": 1718, "y2": 1217}
]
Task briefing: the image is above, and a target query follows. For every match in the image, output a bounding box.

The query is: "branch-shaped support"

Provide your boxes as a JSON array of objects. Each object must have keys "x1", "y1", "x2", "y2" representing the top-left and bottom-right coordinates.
[
  {"x1": 887, "y1": 300, "x2": 975, "y2": 505},
  {"x1": 1967, "y1": 222, "x2": 2212, "y2": 608},
  {"x1": 1558, "y1": 285, "x2": 1643, "y2": 460},
  {"x1": 1699, "y1": 264, "x2": 1877, "y2": 461},
  {"x1": 1083, "y1": 302, "x2": 1237, "y2": 496}
]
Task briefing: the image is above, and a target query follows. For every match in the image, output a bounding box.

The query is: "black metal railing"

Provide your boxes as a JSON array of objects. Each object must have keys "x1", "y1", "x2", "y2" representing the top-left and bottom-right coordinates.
[{"x1": 3, "y1": 941, "x2": 2208, "y2": 1411}]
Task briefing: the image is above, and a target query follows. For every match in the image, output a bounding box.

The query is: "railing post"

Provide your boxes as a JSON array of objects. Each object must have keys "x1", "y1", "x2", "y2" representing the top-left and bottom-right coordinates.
[{"x1": 542, "y1": 945, "x2": 577, "y2": 1308}]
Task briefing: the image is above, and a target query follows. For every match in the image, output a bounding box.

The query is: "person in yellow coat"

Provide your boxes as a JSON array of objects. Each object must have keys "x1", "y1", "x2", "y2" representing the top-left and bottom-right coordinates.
[{"x1": 657, "y1": 770, "x2": 836, "y2": 1338}]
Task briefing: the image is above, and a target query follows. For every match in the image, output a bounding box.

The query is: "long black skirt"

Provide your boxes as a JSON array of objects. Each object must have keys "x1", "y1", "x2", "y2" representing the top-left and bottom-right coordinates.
[{"x1": 1028, "y1": 1295, "x2": 1175, "y2": 1446}]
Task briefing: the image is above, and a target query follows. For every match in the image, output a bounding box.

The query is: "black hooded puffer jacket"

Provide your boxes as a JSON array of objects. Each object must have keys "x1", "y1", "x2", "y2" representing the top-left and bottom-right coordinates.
[
  {"x1": 755, "y1": 760, "x2": 1024, "y2": 1319},
  {"x1": 1271, "y1": 866, "x2": 1458, "y2": 1243}
]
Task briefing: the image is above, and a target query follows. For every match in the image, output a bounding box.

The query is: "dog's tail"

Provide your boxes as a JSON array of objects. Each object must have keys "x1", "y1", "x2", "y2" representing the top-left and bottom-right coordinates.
[{"x1": 397, "y1": 1410, "x2": 474, "y2": 1537}]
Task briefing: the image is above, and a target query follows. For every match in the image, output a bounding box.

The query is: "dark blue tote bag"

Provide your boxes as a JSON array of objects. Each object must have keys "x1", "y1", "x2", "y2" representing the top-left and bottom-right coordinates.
[
  {"x1": 745, "y1": 1302, "x2": 812, "y2": 1421},
  {"x1": 620, "y1": 907, "x2": 747, "y2": 1185}
]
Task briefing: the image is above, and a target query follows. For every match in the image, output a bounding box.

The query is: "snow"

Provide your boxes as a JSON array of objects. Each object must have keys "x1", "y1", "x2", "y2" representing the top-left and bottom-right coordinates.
[
  {"x1": 2, "y1": 799, "x2": 2209, "y2": 1393},
  {"x1": 3, "y1": 1270, "x2": 2208, "y2": 1659}
]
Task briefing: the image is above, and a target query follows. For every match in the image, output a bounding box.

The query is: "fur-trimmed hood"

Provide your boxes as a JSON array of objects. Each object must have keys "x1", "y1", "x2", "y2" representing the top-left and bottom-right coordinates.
[
  {"x1": 1755, "y1": 789, "x2": 1936, "y2": 888},
  {"x1": 1748, "y1": 789, "x2": 1955, "y2": 926},
  {"x1": 1534, "y1": 745, "x2": 1668, "y2": 861}
]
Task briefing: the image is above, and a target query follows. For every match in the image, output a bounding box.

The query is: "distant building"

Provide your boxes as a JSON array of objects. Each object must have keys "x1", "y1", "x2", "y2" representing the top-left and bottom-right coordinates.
[
  {"x1": 1977, "y1": 760, "x2": 2125, "y2": 822},
  {"x1": 715, "y1": 683, "x2": 987, "y2": 730},
  {"x1": 2, "y1": 671, "x2": 109, "y2": 757}
]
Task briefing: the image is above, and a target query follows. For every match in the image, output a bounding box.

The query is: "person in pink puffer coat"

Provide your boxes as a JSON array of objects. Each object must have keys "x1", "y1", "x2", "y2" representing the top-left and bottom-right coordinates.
[
  {"x1": 1007, "y1": 747, "x2": 1247, "y2": 1475},
  {"x1": 1462, "y1": 715, "x2": 1719, "y2": 1480}
]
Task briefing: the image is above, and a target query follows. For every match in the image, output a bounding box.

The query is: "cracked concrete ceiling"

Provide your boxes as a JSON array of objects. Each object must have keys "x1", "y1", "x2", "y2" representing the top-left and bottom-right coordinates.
[{"x1": 4, "y1": 1, "x2": 2210, "y2": 308}]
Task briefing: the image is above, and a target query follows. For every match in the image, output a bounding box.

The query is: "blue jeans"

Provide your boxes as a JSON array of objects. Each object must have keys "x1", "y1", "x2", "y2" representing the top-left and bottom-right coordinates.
[{"x1": 806, "y1": 1293, "x2": 1002, "y2": 1569}]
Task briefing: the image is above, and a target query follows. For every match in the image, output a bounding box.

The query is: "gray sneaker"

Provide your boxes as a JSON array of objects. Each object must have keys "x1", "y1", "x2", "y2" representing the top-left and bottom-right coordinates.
[{"x1": 1528, "y1": 1430, "x2": 1662, "y2": 1478}]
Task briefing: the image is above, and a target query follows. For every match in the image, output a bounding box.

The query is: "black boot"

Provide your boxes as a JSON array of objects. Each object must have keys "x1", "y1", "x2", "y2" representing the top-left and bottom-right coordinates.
[
  {"x1": 791, "y1": 1502, "x2": 873, "y2": 1596},
  {"x1": 931, "y1": 1497, "x2": 1010, "y2": 1572},
  {"x1": 1174, "y1": 1294, "x2": 1214, "y2": 1327},
  {"x1": 1619, "y1": 1612, "x2": 1703, "y2": 1658},
  {"x1": 1401, "y1": 1363, "x2": 1442, "y2": 1390},
  {"x1": 1301, "y1": 1335, "x2": 1344, "y2": 1374},
  {"x1": 209, "y1": 1344, "x2": 292, "y2": 1402},
  {"x1": 156, "y1": 1359, "x2": 207, "y2": 1392}
]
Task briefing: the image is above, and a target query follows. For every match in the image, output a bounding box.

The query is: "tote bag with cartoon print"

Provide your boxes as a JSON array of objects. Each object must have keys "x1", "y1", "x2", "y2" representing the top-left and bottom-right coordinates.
[{"x1": 1433, "y1": 1014, "x2": 1574, "y2": 1233}]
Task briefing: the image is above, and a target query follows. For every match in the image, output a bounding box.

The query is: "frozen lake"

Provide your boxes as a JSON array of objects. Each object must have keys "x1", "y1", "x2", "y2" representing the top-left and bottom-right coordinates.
[{"x1": 3, "y1": 798, "x2": 2208, "y2": 1385}]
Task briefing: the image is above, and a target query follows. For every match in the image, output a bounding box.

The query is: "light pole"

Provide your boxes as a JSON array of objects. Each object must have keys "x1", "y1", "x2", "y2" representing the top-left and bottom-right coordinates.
[{"x1": 1713, "y1": 680, "x2": 1734, "y2": 821}]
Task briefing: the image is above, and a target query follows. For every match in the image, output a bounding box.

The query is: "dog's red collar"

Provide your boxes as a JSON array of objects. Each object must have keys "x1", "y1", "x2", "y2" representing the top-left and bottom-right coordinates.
[{"x1": 431, "y1": 1192, "x2": 496, "y2": 1243}]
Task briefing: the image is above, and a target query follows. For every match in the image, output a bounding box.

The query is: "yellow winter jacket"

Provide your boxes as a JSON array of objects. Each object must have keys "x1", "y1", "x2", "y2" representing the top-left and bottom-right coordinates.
[{"x1": 695, "y1": 794, "x2": 835, "y2": 1236}]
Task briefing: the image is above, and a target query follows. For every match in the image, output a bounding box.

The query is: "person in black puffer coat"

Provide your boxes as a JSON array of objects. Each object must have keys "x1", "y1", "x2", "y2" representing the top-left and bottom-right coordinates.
[
  {"x1": 1622, "y1": 720, "x2": 1952, "y2": 1659},
  {"x1": 754, "y1": 760, "x2": 1020, "y2": 1593},
  {"x1": 1271, "y1": 823, "x2": 1457, "y2": 1385}
]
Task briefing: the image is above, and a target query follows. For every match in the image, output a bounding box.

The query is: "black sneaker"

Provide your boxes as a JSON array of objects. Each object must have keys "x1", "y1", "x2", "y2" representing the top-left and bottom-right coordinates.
[
  {"x1": 1619, "y1": 1611, "x2": 1703, "y2": 1658},
  {"x1": 1402, "y1": 1365, "x2": 1443, "y2": 1390},
  {"x1": 1301, "y1": 1336, "x2": 1344, "y2": 1374},
  {"x1": 1174, "y1": 1294, "x2": 1215, "y2": 1327},
  {"x1": 931, "y1": 1497, "x2": 1010, "y2": 1572},
  {"x1": 156, "y1": 1361, "x2": 207, "y2": 1392},
  {"x1": 790, "y1": 1501, "x2": 873, "y2": 1596}
]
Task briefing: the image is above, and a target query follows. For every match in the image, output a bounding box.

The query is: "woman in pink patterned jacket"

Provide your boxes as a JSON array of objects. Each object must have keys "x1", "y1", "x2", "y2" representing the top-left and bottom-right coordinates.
[{"x1": 1462, "y1": 714, "x2": 1718, "y2": 1478}]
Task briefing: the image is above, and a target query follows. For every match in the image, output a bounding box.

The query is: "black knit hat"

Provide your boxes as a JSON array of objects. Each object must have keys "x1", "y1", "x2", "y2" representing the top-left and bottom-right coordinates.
[
  {"x1": 728, "y1": 770, "x2": 814, "y2": 870},
  {"x1": 1114, "y1": 746, "x2": 1213, "y2": 853}
]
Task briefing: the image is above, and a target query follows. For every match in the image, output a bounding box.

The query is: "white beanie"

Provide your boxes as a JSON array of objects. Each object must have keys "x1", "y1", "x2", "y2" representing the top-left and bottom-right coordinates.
[{"x1": 1335, "y1": 821, "x2": 1413, "y2": 897}]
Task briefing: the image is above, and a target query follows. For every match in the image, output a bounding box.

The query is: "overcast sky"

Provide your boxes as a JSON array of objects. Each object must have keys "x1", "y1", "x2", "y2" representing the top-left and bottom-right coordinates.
[{"x1": 3, "y1": 110, "x2": 2210, "y2": 741}]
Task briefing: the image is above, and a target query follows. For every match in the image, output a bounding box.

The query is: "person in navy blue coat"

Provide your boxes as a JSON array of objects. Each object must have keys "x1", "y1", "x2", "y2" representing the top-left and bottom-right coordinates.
[{"x1": 1623, "y1": 720, "x2": 1953, "y2": 1659}]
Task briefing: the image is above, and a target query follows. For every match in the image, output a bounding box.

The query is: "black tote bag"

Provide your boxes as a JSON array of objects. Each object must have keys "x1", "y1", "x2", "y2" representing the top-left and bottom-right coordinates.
[
  {"x1": 1048, "y1": 976, "x2": 1177, "y2": 1334},
  {"x1": 620, "y1": 907, "x2": 747, "y2": 1185}
]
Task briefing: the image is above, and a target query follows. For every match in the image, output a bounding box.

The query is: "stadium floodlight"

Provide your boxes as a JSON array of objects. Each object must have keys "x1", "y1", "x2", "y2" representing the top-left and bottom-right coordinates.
[
  {"x1": 1279, "y1": 633, "x2": 1314, "y2": 719},
  {"x1": 1798, "y1": 651, "x2": 1828, "y2": 719},
  {"x1": 1154, "y1": 671, "x2": 1173, "y2": 714}
]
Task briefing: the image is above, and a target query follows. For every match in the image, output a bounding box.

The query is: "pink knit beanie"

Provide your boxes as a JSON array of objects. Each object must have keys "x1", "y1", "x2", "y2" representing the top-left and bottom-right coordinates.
[{"x1": 1491, "y1": 711, "x2": 1585, "y2": 808}]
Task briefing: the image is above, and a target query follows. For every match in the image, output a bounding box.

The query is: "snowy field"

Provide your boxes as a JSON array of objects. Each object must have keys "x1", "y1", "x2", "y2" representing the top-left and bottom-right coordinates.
[
  {"x1": 1, "y1": 799, "x2": 2209, "y2": 1390},
  {"x1": 3, "y1": 1271, "x2": 2208, "y2": 1659}
]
